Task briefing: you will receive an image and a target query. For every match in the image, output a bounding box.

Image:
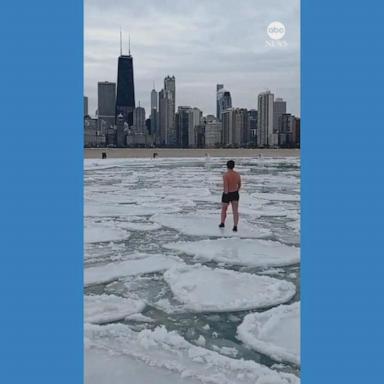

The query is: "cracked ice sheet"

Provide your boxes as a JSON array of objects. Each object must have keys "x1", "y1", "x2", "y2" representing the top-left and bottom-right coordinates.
[
  {"x1": 84, "y1": 254, "x2": 184, "y2": 287},
  {"x1": 251, "y1": 192, "x2": 300, "y2": 202},
  {"x1": 163, "y1": 238, "x2": 300, "y2": 268},
  {"x1": 84, "y1": 221, "x2": 130, "y2": 243},
  {"x1": 152, "y1": 214, "x2": 272, "y2": 238},
  {"x1": 163, "y1": 265, "x2": 296, "y2": 312},
  {"x1": 119, "y1": 221, "x2": 162, "y2": 231},
  {"x1": 237, "y1": 302, "x2": 300, "y2": 366},
  {"x1": 86, "y1": 348, "x2": 201, "y2": 384},
  {"x1": 85, "y1": 323, "x2": 299, "y2": 384},
  {"x1": 84, "y1": 294, "x2": 146, "y2": 325}
]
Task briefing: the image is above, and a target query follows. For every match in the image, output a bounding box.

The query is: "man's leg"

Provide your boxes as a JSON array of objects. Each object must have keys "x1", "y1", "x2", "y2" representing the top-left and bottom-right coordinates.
[
  {"x1": 221, "y1": 203, "x2": 229, "y2": 225},
  {"x1": 232, "y1": 201, "x2": 239, "y2": 227}
]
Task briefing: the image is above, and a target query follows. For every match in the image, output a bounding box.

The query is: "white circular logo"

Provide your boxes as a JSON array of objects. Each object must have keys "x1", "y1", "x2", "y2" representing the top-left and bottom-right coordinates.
[{"x1": 267, "y1": 21, "x2": 286, "y2": 40}]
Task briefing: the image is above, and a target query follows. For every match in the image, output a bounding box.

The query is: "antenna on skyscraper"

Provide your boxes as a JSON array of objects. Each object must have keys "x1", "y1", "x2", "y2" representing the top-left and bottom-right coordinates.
[
  {"x1": 128, "y1": 33, "x2": 131, "y2": 55},
  {"x1": 120, "y1": 27, "x2": 122, "y2": 55},
  {"x1": 153, "y1": 81, "x2": 155, "y2": 89}
]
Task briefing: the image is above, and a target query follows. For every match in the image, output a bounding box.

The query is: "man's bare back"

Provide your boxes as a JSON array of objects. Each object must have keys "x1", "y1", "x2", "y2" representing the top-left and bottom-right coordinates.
[{"x1": 223, "y1": 170, "x2": 241, "y2": 193}]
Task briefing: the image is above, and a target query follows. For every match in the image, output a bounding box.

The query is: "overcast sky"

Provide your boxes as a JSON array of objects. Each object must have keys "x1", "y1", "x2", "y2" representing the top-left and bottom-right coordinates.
[{"x1": 85, "y1": 0, "x2": 300, "y2": 118}]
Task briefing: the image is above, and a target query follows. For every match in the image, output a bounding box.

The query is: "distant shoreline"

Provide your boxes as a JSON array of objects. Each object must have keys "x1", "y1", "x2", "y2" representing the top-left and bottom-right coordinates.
[{"x1": 84, "y1": 148, "x2": 300, "y2": 159}]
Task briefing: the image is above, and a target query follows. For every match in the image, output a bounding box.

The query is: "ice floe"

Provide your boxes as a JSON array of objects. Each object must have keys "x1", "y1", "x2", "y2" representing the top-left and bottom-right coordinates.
[
  {"x1": 85, "y1": 323, "x2": 299, "y2": 384},
  {"x1": 85, "y1": 202, "x2": 181, "y2": 217},
  {"x1": 163, "y1": 265, "x2": 296, "y2": 312},
  {"x1": 119, "y1": 221, "x2": 162, "y2": 231},
  {"x1": 84, "y1": 294, "x2": 145, "y2": 324},
  {"x1": 84, "y1": 254, "x2": 183, "y2": 286},
  {"x1": 164, "y1": 238, "x2": 300, "y2": 268},
  {"x1": 237, "y1": 302, "x2": 300, "y2": 366},
  {"x1": 84, "y1": 221, "x2": 130, "y2": 243},
  {"x1": 152, "y1": 214, "x2": 272, "y2": 238},
  {"x1": 252, "y1": 192, "x2": 300, "y2": 202}
]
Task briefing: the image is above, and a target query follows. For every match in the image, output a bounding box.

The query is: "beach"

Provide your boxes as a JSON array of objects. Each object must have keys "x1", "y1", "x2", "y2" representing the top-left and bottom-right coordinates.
[{"x1": 84, "y1": 148, "x2": 300, "y2": 159}]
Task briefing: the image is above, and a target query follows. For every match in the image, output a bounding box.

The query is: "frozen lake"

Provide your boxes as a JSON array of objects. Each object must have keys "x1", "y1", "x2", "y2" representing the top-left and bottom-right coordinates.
[{"x1": 84, "y1": 156, "x2": 301, "y2": 383}]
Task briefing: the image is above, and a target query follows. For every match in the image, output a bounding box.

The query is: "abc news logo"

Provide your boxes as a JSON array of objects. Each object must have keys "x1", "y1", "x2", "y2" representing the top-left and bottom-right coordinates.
[{"x1": 266, "y1": 21, "x2": 287, "y2": 47}]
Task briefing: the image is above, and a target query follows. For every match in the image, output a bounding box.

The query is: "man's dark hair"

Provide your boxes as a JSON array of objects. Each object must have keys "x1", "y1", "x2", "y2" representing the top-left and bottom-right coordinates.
[{"x1": 227, "y1": 160, "x2": 235, "y2": 169}]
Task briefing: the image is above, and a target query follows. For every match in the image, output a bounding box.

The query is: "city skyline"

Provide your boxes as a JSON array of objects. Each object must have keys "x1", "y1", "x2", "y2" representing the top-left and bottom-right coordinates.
[{"x1": 85, "y1": 0, "x2": 300, "y2": 117}]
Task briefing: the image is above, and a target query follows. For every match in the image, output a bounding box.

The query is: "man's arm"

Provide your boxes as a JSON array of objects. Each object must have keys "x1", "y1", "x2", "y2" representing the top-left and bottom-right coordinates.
[{"x1": 238, "y1": 174, "x2": 242, "y2": 191}]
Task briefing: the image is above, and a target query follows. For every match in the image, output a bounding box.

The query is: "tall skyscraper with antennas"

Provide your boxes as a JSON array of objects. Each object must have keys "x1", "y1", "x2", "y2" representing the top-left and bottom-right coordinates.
[{"x1": 115, "y1": 31, "x2": 135, "y2": 126}]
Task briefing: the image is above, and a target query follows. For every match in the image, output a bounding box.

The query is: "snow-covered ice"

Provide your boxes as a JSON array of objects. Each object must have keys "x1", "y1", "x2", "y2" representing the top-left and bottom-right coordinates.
[
  {"x1": 237, "y1": 302, "x2": 300, "y2": 366},
  {"x1": 164, "y1": 264, "x2": 296, "y2": 312},
  {"x1": 85, "y1": 254, "x2": 184, "y2": 286},
  {"x1": 251, "y1": 192, "x2": 300, "y2": 202},
  {"x1": 119, "y1": 220, "x2": 162, "y2": 231},
  {"x1": 164, "y1": 238, "x2": 300, "y2": 268},
  {"x1": 84, "y1": 294, "x2": 146, "y2": 324},
  {"x1": 84, "y1": 221, "x2": 130, "y2": 243},
  {"x1": 85, "y1": 202, "x2": 181, "y2": 217},
  {"x1": 153, "y1": 214, "x2": 272, "y2": 238},
  {"x1": 85, "y1": 323, "x2": 299, "y2": 384}
]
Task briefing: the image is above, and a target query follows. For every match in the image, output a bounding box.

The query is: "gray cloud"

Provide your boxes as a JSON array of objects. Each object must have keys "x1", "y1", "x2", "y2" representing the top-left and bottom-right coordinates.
[{"x1": 85, "y1": 0, "x2": 300, "y2": 117}]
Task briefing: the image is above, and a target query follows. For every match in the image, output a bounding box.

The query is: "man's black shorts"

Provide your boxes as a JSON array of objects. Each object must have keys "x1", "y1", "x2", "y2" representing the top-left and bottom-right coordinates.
[{"x1": 221, "y1": 191, "x2": 240, "y2": 204}]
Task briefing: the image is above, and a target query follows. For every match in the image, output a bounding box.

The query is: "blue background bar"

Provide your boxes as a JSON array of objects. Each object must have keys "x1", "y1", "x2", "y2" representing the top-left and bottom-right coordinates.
[
  {"x1": 1, "y1": 0, "x2": 384, "y2": 382},
  {"x1": 0, "y1": 1, "x2": 83, "y2": 383},
  {"x1": 302, "y1": 0, "x2": 384, "y2": 382}
]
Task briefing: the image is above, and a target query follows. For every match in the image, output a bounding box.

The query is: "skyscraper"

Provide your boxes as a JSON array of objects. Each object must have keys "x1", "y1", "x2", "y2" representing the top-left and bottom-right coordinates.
[
  {"x1": 150, "y1": 86, "x2": 158, "y2": 141},
  {"x1": 248, "y1": 109, "x2": 258, "y2": 146},
  {"x1": 216, "y1": 85, "x2": 232, "y2": 122},
  {"x1": 115, "y1": 34, "x2": 135, "y2": 126},
  {"x1": 84, "y1": 96, "x2": 89, "y2": 117},
  {"x1": 273, "y1": 97, "x2": 287, "y2": 146},
  {"x1": 188, "y1": 108, "x2": 202, "y2": 147},
  {"x1": 176, "y1": 106, "x2": 191, "y2": 147},
  {"x1": 159, "y1": 76, "x2": 176, "y2": 145},
  {"x1": 204, "y1": 115, "x2": 222, "y2": 148},
  {"x1": 133, "y1": 105, "x2": 146, "y2": 134},
  {"x1": 151, "y1": 86, "x2": 158, "y2": 111},
  {"x1": 222, "y1": 108, "x2": 248, "y2": 147},
  {"x1": 97, "y1": 81, "x2": 116, "y2": 130},
  {"x1": 257, "y1": 90, "x2": 274, "y2": 147},
  {"x1": 216, "y1": 84, "x2": 224, "y2": 119},
  {"x1": 278, "y1": 113, "x2": 295, "y2": 147}
]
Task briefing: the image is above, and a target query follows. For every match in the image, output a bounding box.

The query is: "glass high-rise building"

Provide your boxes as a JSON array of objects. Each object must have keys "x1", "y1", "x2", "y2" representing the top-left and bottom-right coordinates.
[
  {"x1": 216, "y1": 84, "x2": 224, "y2": 120},
  {"x1": 159, "y1": 76, "x2": 176, "y2": 145},
  {"x1": 257, "y1": 90, "x2": 274, "y2": 147},
  {"x1": 115, "y1": 53, "x2": 135, "y2": 126},
  {"x1": 216, "y1": 85, "x2": 232, "y2": 122},
  {"x1": 97, "y1": 81, "x2": 116, "y2": 130}
]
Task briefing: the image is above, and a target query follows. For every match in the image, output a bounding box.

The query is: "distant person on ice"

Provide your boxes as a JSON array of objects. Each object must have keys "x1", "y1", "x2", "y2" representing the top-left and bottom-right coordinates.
[{"x1": 219, "y1": 160, "x2": 241, "y2": 232}]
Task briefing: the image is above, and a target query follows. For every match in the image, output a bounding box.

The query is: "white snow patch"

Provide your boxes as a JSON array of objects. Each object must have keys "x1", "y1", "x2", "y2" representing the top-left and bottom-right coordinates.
[
  {"x1": 85, "y1": 202, "x2": 181, "y2": 218},
  {"x1": 84, "y1": 294, "x2": 145, "y2": 324},
  {"x1": 164, "y1": 238, "x2": 299, "y2": 268},
  {"x1": 212, "y1": 345, "x2": 239, "y2": 357},
  {"x1": 86, "y1": 347, "x2": 201, "y2": 384},
  {"x1": 152, "y1": 214, "x2": 272, "y2": 238},
  {"x1": 85, "y1": 323, "x2": 299, "y2": 384},
  {"x1": 237, "y1": 302, "x2": 300, "y2": 366},
  {"x1": 195, "y1": 335, "x2": 206, "y2": 346},
  {"x1": 164, "y1": 265, "x2": 296, "y2": 312},
  {"x1": 120, "y1": 221, "x2": 162, "y2": 231},
  {"x1": 252, "y1": 192, "x2": 299, "y2": 202},
  {"x1": 84, "y1": 221, "x2": 130, "y2": 243},
  {"x1": 84, "y1": 254, "x2": 184, "y2": 286}
]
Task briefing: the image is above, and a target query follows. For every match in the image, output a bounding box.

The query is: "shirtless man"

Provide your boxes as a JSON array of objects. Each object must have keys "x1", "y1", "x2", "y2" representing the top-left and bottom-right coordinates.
[{"x1": 219, "y1": 160, "x2": 241, "y2": 232}]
